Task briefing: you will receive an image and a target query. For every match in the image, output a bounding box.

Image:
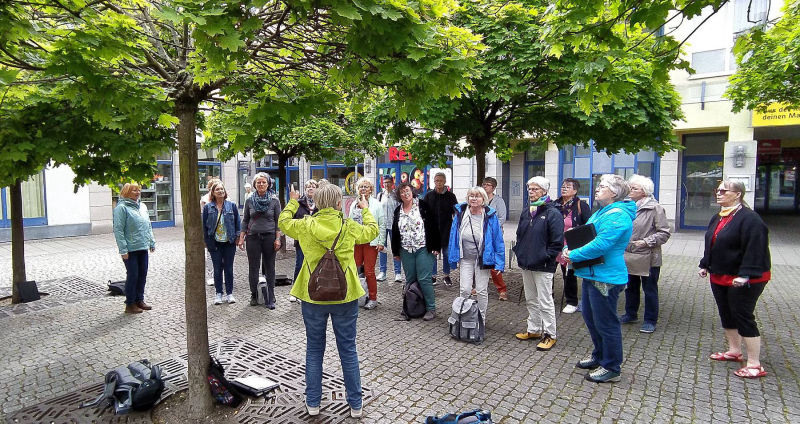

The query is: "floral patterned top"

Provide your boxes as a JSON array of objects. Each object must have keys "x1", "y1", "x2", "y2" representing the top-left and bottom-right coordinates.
[
  {"x1": 398, "y1": 199, "x2": 426, "y2": 253},
  {"x1": 214, "y1": 211, "x2": 227, "y2": 242}
]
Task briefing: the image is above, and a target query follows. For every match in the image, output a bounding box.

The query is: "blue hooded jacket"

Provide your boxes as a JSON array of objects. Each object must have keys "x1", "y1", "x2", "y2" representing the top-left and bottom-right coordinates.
[
  {"x1": 570, "y1": 200, "x2": 636, "y2": 285},
  {"x1": 447, "y1": 203, "x2": 505, "y2": 272}
]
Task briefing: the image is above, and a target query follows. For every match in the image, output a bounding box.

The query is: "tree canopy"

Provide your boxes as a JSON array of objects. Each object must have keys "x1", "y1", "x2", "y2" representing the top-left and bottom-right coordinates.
[{"x1": 727, "y1": 0, "x2": 800, "y2": 112}]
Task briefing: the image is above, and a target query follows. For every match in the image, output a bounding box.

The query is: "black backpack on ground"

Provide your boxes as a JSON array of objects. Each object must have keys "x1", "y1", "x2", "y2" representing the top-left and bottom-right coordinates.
[
  {"x1": 80, "y1": 359, "x2": 164, "y2": 414},
  {"x1": 108, "y1": 280, "x2": 125, "y2": 296},
  {"x1": 402, "y1": 279, "x2": 426, "y2": 320}
]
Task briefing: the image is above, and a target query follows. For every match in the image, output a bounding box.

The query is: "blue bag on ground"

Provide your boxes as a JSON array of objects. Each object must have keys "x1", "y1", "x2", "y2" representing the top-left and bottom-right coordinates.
[{"x1": 425, "y1": 409, "x2": 493, "y2": 423}]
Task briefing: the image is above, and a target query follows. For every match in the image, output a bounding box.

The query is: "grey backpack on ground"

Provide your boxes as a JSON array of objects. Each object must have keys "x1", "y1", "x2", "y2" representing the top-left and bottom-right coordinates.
[
  {"x1": 80, "y1": 359, "x2": 164, "y2": 414},
  {"x1": 448, "y1": 297, "x2": 485, "y2": 343}
]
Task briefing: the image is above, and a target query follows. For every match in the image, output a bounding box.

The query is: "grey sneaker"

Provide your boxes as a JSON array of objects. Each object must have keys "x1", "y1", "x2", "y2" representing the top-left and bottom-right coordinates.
[
  {"x1": 576, "y1": 353, "x2": 600, "y2": 369},
  {"x1": 585, "y1": 366, "x2": 621, "y2": 383},
  {"x1": 350, "y1": 407, "x2": 363, "y2": 418},
  {"x1": 288, "y1": 295, "x2": 297, "y2": 303},
  {"x1": 306, "y1": 403, "x2": 320, "y2": 416},
  {"x1": 376, "y1": 272, "x2": 386, "y2": 281},
  {"x1": 394, "y1": 274, "x2": 404, "y2": 282},
  {"x1": 364, "y1": 300, "x2": 378, "y2": 310},
  {"x1": 423, "y1": 310, "x2": 436, "y2": 321},
  {"x1": 226, "y1": 294, "x2": 236, "y2": 304},
  {"x1": 206, "y1": 278, "x2": 215, "y2": 286},
  {"x1": 640, "y1": 322, "x2": 656, "y2": 333},
  {"x1": 619, "y1": 314, "x2": 637, "y2": 324},
  {"x1": 213, "y1": 293, "x2": 223, "y2": 305}
]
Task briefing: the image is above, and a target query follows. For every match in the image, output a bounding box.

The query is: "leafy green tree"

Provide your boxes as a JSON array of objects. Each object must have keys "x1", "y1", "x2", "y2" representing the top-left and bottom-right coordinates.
[
  {"x1": 727, "y1": 0, "x2": 800, "y2": 112},
  {"x1": 382, "y1": 0, "x2": 684, "y2": 184},
  {"x1": 2, "y1": 0, "x2": 479, "y2": 415}
]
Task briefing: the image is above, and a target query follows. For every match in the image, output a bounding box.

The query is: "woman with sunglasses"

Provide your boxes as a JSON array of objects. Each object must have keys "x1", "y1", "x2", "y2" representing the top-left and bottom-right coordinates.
[{"x1": 699, "y1": 180, "x2": 771, "y2": 379}]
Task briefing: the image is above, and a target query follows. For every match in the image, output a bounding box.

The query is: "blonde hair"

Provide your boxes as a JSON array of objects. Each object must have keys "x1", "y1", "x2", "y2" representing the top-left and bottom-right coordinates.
[
  {"x1": 317, "y1": 178, "x2": 330, "y2": 187},
  {"x1": 466, "y1": 186, "x2": 489, "y2": 205},
  {"x1": 304, "y1": 179, "x2": 318, "y2": 188},
  {"x1": 206, "y1": 178, "x2": 220, "y2": 189},
  {"x1": 120, "y1": 183, "x2": 141, "y2": 199},
  {"x1": 208, "y1": 181, "x2": 227, "y2": 203},
  {"x1": 315, "y1": 183, "x2": 343, "y2": 210},
  {"x1": 355, "y1": 177, "x2": 375, "y2": 196}
]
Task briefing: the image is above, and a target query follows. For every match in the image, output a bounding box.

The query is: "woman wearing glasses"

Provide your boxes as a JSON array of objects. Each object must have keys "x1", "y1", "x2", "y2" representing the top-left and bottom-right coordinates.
[
  {"x1": 699, "y1": 180, "x2": 771, "y2": 379},
  {"x1": 563, "y1": 174, "x2": 635, "y2": 383}
]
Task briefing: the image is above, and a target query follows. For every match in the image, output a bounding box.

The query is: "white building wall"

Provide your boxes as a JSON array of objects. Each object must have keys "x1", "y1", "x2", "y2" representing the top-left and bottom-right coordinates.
[
  {"x1": 44, "y1": 165, "x2": 90, "y2": 226},
  {"x1": 89, "y1": 182, "x2": 113, "y2": 234}
]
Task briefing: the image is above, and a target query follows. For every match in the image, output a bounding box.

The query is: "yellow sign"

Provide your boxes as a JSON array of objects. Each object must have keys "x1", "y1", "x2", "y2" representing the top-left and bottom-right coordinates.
[{"x1": 752, "y1": 103, "x2": 800, "y2": 127}]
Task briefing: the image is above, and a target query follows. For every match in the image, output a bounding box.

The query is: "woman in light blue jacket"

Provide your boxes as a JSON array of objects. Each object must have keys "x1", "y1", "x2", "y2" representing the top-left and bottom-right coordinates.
[
  {"x1": 564, "y1": 174, "x2": 635, "y2": 383},
  {"x1": 348, "y1": 177, "x2": 386, "y2": 310},
  {"x1": 203, "y1": 181, "x2": 241, "y2": 305},
  {"x1": 113, "y1": 183, "x2": 156, "y2": 314},
  {"x1": 447, "y1": 186, "x2": 505, "y2": 323}
]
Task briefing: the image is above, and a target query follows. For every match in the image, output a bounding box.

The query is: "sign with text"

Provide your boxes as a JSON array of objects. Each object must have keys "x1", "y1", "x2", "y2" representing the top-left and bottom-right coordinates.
[{"x1": 752, "y1": 103, "x2": 800, "y2": 127}]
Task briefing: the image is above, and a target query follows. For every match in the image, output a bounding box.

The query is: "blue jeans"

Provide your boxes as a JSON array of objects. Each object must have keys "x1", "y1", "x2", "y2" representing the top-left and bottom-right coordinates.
[
  {"x1": 123, "y1": 249, "x2": 149, "y2": 305},
  {"x1": 209, "y1": 241, "x2": 236, "y2": 295},
  {"x1": 293, "y1": 245, "x2": 305, "y2": 282},
  {"x1": 301, "y1": 300, "x2": 362, "y2": 410},
  {"x1": 624, "y1": 267, "x2": 661, "y2": 324},
  {"x1": 581, "y1": 279, "x2": 626, "y2": 373},
  {"x1": 400, "y1": 248, "x2": 436, "y2": 311},
  {"x1": 431, "y1": 245, "x2": 451, "y2": 276},
  {"x1": 379, "y1": 229, "x2": 402, "y2": 274}
]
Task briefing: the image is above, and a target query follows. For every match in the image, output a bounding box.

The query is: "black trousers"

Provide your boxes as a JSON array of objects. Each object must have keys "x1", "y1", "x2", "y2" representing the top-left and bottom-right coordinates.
[
  {"x1": 246, "y1": 232, "x2": 276, "y2": 305},
  {"x1": 560, "y1": 264, "x2": 579, "y2": 306},
  {"x1": 710, "y1": 282, "x2": 767, "y2": 337}
]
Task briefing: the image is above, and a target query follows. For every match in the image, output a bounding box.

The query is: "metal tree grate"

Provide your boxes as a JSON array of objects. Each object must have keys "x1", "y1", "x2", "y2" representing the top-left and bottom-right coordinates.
[
  {"x1": 7, "y1": 338, "x2": 379, "y2": 424},
  {"x1": 0, "y1": 276, "x2": 108, "y2": 319}
]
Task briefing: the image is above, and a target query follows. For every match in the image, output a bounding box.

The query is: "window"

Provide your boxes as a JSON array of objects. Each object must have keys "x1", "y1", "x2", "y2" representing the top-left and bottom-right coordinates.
[
  {"x1": 691, "y1": 49, "x2": 726, "y2": 74},
  {"x1": 2, "y1": 171, "x2": 48, "y2": 228},
  {"x1": 734, "y1": 0, "x2": 768, "y2": 33}
]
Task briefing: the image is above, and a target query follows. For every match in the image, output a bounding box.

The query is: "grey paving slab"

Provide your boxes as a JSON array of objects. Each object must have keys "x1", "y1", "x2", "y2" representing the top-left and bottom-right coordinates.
[{"x1": 0, "y1": 217, "x2": 798, "y2": 423}]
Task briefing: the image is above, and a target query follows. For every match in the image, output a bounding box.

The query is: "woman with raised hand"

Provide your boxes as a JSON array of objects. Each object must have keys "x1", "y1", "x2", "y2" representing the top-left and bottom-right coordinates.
[
  {"x1": 279, "y1": 183, "x2": 378, "y2": 418},
  {"x1": 288, "y1": 179, "x2": 319, "y2": 303},
  {"x1": 239, "y1": 172, "x2": 282, "y2": 308},
  {"x1": 700, "y1": 180, "x2": 771, "y2": 379},
  {"x1": 348, "y1": 177, "x2": 386, "y2": 310}
]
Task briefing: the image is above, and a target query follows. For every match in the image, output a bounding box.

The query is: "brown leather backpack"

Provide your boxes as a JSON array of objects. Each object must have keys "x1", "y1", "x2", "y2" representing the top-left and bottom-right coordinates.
[{"x1": 307, "y1": 218, "x2": 348, "y2": 301}]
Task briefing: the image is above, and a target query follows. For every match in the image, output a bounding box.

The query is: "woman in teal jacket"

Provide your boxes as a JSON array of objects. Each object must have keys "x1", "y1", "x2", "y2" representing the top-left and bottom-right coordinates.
[
  {"x1": 564, "y1": 174, "x2": 635, "y2": 383},
  {"x1": 113, "y1": 183, "x2": 156, "y2": 314}
]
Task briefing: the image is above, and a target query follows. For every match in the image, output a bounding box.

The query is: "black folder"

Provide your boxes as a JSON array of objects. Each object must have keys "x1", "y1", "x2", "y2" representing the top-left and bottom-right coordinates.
[{"x1": 564, "y1": 223, "x2": 604, "y2": 269}]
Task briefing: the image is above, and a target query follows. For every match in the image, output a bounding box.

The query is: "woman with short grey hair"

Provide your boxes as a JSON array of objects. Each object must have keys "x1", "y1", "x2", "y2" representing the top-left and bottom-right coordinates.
[
  {"x1": 563, "y1": 173, "x2": 635, "y2": 383},
  {"x1": 239, "y1": 172, "x2": 282, "y2": 308},
  {"x1": 621, "y1": 175, "x2": 671, "y2": 334}
]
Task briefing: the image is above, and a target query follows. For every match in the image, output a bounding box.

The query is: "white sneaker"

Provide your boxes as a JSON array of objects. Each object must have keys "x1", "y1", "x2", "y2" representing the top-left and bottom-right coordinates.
[
  {"x1": 213, "y1": 293, "x2": 223, "y2": 305},
  {"x1": 288, "y1": 295, "x2": 297, "y2": 303},
  {"x1": 364, "y1": 300, "x2": 378, "y2": 310},
  {"x1": 226, "y1": 294, "x2": 236, "y2": 304},
  {"x1": 259, "y1": 275, "x2": 266, "y2": 283},
  {"x1": 562, "y1": 304, "x2": 578, "y2": 314},
  {"x1": 376, "y1": 272, "x2": 386, "y2": 281},
  {"x1": 394, "y1": 274, "x2": 403, "y2": 282},
  {"x1": 350, "y1": 407, "x2": 363, "y2": 418},
  {"x1": 206, "y1": 278, "x2": 215, "y2": 286},
  {"x1": 306, "y1": 403, "x2": 320, "y2": 416}
]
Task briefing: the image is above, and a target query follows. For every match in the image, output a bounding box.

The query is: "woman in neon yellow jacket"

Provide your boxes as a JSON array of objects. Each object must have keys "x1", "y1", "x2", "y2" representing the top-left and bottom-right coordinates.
[{"x1": 278, "y1": 182, "x2": 378, "y2": 419}]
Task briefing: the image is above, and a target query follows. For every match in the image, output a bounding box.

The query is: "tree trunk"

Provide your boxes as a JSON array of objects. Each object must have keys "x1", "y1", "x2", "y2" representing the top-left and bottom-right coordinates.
[
  {"x1": 474, "y1": 141, "x2": 487, "y2": 186},
  {"x1": 176, "y1": 100, "x2": 213, "y2": 417},
  {"x1": 10, "y1": 178, "x2": 26, "y2": 304}
]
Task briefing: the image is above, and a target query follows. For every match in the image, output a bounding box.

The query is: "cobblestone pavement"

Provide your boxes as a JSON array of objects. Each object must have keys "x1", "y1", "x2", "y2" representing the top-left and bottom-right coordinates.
[{"x1": 1, "y1": 217, "x2": 800, "y2": 423}]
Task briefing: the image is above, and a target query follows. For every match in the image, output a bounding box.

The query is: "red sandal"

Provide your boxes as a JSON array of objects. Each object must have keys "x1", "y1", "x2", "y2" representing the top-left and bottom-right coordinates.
[
  {"x1": 709, "y1": 351, "x2": 743, "y2": 362},
  {"x1": 734, "y1": 365, "x2": 767, "y2": 379}
]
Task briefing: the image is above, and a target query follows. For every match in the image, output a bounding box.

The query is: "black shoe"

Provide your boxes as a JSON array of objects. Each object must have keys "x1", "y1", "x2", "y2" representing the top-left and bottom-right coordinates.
[
  {"x1": 266, "y1": 303, "x2": 276, "y2": 310},
  {"x1": 443, "y1": 276, "x2": 452, "y2": 287},
  {"x1": 431, "y1": 276, "x2": 437, "y2": 286},
  {"x1": 250, "y1": 296, "x2": 258, "y2": 306}
]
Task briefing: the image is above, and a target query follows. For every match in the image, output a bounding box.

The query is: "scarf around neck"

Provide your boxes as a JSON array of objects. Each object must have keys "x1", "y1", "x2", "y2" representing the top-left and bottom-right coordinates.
[
  {"x1": 719, "y1": 203, "x2": 741, "y2": 217},
  {"x1": 252, "y1": 191, "x2": 272, "y2": 213},
  {"x1": 529, "y1": 195, "x2": 550, "y2": 213}
]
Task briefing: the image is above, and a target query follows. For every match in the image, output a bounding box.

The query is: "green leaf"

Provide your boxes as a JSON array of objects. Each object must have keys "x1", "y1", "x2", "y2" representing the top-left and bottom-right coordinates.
[{"x1": 157, "y1": 113, "x2": 179, "y2": 127}]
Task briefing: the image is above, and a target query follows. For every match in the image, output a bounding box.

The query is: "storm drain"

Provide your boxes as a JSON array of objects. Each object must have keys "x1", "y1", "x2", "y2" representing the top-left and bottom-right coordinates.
[
  {"x1": 0, "y1": 276, "x2": 108, "y2": 319},
  {"x1": 7, "y1": 338, "x2": 379, "y2": 424}
]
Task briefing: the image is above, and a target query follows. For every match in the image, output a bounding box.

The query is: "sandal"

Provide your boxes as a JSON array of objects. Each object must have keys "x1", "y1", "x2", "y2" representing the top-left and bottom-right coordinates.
[
  {"x1": 709, "y1": 351, "x2": 743, "y2": 362},
  {"x1": 734, "y1": 365, "x2": 767, "y2": 379},
  {"x1": 498, "y1": 291, "x2": 508, "y2": 301}
]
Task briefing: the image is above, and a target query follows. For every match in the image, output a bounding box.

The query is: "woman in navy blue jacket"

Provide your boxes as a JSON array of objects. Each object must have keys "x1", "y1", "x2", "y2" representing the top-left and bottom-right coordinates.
[
  {"x1": 447, "y1": 186, "x2": 505, "y2": 323},
  {"x1": 202, "y1": 181, "x2": 241, "y2": 305},
  {"x1": 512, "y1": 177, "x2": 564, "y2": 352}
]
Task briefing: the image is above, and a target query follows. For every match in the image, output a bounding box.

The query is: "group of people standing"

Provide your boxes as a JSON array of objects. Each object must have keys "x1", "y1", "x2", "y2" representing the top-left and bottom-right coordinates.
[{"x1": 110, "y1": 167, "x2": 772, "y2": 417}]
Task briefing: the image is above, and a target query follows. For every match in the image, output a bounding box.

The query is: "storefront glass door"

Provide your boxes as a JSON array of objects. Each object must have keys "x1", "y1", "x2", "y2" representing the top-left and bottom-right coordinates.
[{"x1": 681, "y1": 157, "x2": 723, "y2": 229}]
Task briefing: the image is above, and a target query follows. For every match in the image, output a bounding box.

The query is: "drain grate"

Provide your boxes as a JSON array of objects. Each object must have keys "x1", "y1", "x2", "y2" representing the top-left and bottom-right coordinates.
[
  {"x1": 7, "y1": 338, "x2": 379, "y2": 424},
  {"x1": 0, "y1": 276, "x2": 108, "y2": 319}
]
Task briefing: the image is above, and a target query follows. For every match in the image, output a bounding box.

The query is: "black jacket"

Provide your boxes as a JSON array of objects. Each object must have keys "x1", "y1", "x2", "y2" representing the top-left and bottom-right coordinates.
[
  {"x1": 699, "y1": 207, "x2": 771, "y2": 277},
  {"x1": 292, "y1": 195, "x2": 318, "y2": 247},
  {"x1": 423, "y1": 189, "x2": 458, "y2": 249},
  {"x1": 513, "y1": 200, "x2": 564, "y2": 272},
  {"x1": 391, "y1": 198, "x2": 441, "y2": 255},
  {"x1": 554, "y1": 196, "x2": 591, "y2": 228}
]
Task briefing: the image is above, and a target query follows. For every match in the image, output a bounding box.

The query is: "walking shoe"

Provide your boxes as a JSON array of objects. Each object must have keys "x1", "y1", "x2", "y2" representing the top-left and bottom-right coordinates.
[
  {"x1": 250, "y1": 296, "x2": 258, "y2": 306},
  {"x1": 640, "y1": 322, "x2": 656, "y2": 333},
  {"x1": 576, "y1": 353, "x2": 600, "y2": 369},
  {"x1": 137, "y1": 301, "x2": 152, "y2": 310},
  {"x1": 562, "y1": 304, "x2": 579, "y2": 314},
  {"x1": 226, "y1": 294, "x2": 236, "y2": 304},
  {"x1": 619, "y1": 314, "x2": 637, "y2": 324},
  {"x1": 431, "y1": 276, "x2": 437, "y2": 286},
  {"x1": 515, "y1": 331, "x2": 543, "y2": 341},
  {"x1": 498, "y1": 291, "x2": 508, "y2": 301},
  {"x1": 288, "y1": 295, "x2": 297, "y2": 302},
  {"x1": 423, "y1": 310, "x2": 436, "y2": 321},
  {"x1": 266, "y1": 303, "x2": 276, "y2": 310},
  {"x1": 364, "y1": 300, "x2": 378, "y2": 310},
  {"x1": 350, "y1": 407, "x2": 363, "y2": 418},
  {"x1": 585, "y1": 366, "x2": 621, "y2": 383},
  {"x1": 376, "y1": 272, "x2": 386, "y2": 281},
  {"x1": 125, "y1": 304, "x2": 144, "y2": 314},
  {"x1": 306, "y1": 403, "x2": 320, "y2": 416},
  {"x1": 394, "y1": 274, "x2": 404, "y2": 282},
  {"x1": 536, "y1": 334, "x2": 557, "y2": 351},
  {"x1": 206, "y1": 278, "x2": 215, "y2": 286},
  {"x1": 259, "y1": 275, "x2": 266, "y2": 283},
  {"x1": 213, "y1": 293, "x2": 223, "y2": 305},
  {"x1": 443, "y1": 275, "x2": 452, "y2": 287}
]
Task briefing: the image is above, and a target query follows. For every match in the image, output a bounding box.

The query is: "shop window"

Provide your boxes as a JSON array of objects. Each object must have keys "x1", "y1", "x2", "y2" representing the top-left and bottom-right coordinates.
[
  {"x1": 684, "y1": 133, "x2": 726, "y2": 156},
  {"x1": 1, "y1": 171, "x2": 47, "y2": 227},
  {"x1": 198, "y1": 164, "x2": 222, "y2": 195}
]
